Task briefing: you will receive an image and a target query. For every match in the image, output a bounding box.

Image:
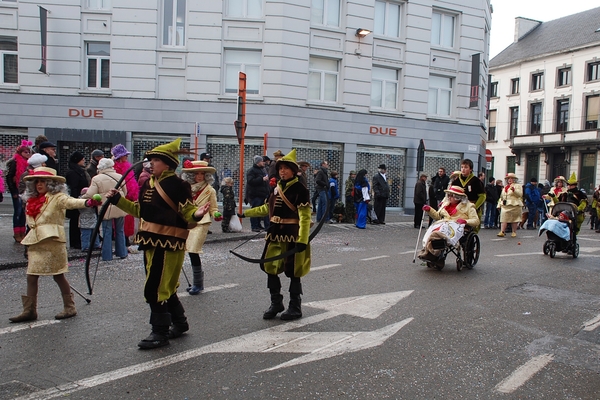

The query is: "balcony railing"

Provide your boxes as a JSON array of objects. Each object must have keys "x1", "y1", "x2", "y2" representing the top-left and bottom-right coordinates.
[{"x1": 511, "y1": 129, "x2": 600, "y2": 149}]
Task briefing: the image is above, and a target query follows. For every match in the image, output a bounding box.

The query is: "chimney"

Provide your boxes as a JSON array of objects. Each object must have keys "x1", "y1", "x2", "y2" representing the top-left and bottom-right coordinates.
[{"x1": 514, "y1": 17, "x2": 542, "y2": 42}]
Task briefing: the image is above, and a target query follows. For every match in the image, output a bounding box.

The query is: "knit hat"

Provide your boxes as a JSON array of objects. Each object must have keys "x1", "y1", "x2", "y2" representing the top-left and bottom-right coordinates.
[
  {"x1": 275, "y1": 149, "x2": 299, "y2": 174},
  {"x1": 349, "y1": 170, "x2": 356, "y2": 175},
  {"x1": 567, "y1": 172, "x2": 578, "y2": 185},
  {"x1": 181, "y1": 160, "x2": 216, "y2": 174},
  {"x1": 91, "y1": 149, "x2": 104, "y2": 158},
  {"x1": 97, "y1": 158, "x2": 115, "y2": 171},
  {"x1": 28, "y1": 153, "x2": 47, "y2": 168},
  {"x1": 111, "y1": 144, "x2": 131, "y2": 159},
  {"x1": 253, "y1": 155, "x2": 263, "y2": 164},
  {"x1": 444, "y1": 186, "x2": 467, "y2": 197},
  {"x1": 145, "y1": 138, "x2": 181, "y2": 169},
  {"x1": 69, "y1": 151, "x2": 85, "y2": 164},
  {"x1": 23, "y1": 167, "x2": 66, "y2": 183}
]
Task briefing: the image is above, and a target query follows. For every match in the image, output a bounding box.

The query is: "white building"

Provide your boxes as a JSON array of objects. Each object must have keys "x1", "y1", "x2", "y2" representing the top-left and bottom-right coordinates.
[
  {"x1": 487, "y1": 6, "x2": 600, "y2": 193},
  {"x1": 0, "y1": 0, "x2": 491, "y2": 209}
]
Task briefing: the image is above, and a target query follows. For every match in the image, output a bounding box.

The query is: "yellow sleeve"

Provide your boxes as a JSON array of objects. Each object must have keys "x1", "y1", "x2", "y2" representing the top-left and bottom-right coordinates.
[
  {"x1": 244, "y1": 203, "x2": 270, "y2": 218},
  {"x1": 297, "y1": 206, "x2": 311, "y2": 244},
  {"x1": 115, "y1": 196, "x2": 141, "y2": 218}
]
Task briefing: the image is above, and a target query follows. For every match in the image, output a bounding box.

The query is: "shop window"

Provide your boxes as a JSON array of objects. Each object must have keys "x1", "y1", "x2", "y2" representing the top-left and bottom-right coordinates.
[
  {"x1": 162, "y1": 0, "x2": 186, "y2": 47},
  {"x1": 531, "y1": 72, "x2": 543, "y2": 91},
  {"x1": 431, "y1": 10, "x2": 455, "y2": 48},
  {"x1": 308, "y1": 56, "x2": 339, "y2": 103},
  {"x1": 311, "y1": 0, "x2": 340, "y2": 28},
  {"x1": 585, "y1": 95, "x2": 599, "y2": 130},
  {"x1": 509, "y1": 107, "x2": 519, "y2": 137},
  {"x1": 428, "y1": 75, "x2": 453, "y2": 117},
  {"x1": 488, "y1": 109, "x2": 496, "y2": 141},
  {"x1": 371, "y1": 66, "x2": 398, "y2": 110},
  {"x1": 374, "y1": 1, "x2": 402, "y2": 38},
  {"x1": 87, "y1": 0, "x2": 111, "y2": 10},
  {"x1": 557, "y1": 67, "x2": 570, "y2": 87},
  {"x1": 529, "y1": 102, "x2": 542, "y2": 134},
  {"x1": 556, "y1": 99, "x2": 569, "y2": 132},
  {"x1": 86, "y1": 42, "x2": 110, "y2": 89},
  {"x1": 225, "y1": 0, "x2": 262, "y2": 18},
  {"x1": 0, "y1": 36, "x2": 17, "y2": 85},
  {"x1": 510, "y1": 78, "x2": 519, "y2": 94},
  {"x1": 586, "y1": 61, "x2": 600, "y2": 82},
  {"x1": 224, "y1": 49, "x2": 261, "y2": 95}
]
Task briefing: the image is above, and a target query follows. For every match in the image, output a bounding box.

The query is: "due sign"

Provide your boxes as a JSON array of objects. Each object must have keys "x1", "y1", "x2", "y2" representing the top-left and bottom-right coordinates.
[
  {"x1": 68, "y1": 109, "x2": 104, "y2": 118},
  {"x1": 370, "y1": 126, "x2": 396, "y2": 136}
]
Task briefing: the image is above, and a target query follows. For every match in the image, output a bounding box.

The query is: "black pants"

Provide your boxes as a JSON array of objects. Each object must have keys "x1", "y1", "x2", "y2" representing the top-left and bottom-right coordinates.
[
  {"x1": 374, "y1": 197, "x2": 388, "y2": 222},
  {"x1": 414, "y1": 203, "x2": 424, "y2": 227}
]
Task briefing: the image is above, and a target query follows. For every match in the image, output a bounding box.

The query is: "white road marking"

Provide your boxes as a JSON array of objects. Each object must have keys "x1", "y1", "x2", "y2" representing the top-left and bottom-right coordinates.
[
  {"x1": 331, "y1": 224, "x2": 351, "y2": 230},
  {"x1": 180, "y1": 283, "x2": 238, "y2": 296},
  {"x1": 0, "y1": 320, "x2": 60, "y2": 335},
  {"x1": 399, "y1": 250, "x2": 415, "y2": 254},
  {"x1": 577, "y1": 237, "x2": 600, "y2": 242},
  {"x1": 312, "y1": 264, "x2": 342, "y2": 271},
  {"x1": 495, "y1": 252, "x2": 542, "y2": 257},
  {"x1": 360, "y1": 255, "x2": 390, "y2": 261},
  {"x1": 495, "y1": 353, "x2": 554, "y2": 394},
  {"x1": 583, "y1": 314, "x2": 600, "y2": 331},
  {"x1": 15, "y1": 291, "x2": 413, "y2": 400}
]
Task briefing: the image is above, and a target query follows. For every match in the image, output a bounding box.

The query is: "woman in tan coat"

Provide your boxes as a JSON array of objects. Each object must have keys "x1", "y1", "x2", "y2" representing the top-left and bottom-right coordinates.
[
  {"x1": 9, "y1": 167, "x2": 101, "y2": 323},
  {"x1": 181, "y1": 160, "x2": 222, "y2": 295},
  {"x1": 497, "y1": 173, "x2": 523, "y2": 237}
]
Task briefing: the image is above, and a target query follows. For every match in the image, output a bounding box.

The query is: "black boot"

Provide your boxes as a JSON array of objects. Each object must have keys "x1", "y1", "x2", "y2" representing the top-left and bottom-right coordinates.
[
  {"x1": 280, "y1": 293, "x2": 302, "y2": 320},
  {"x1": 263, "y1": 293, "x2": 285, "y2": 319},
  {"x1": 138, "y1": 312, "x2": 171, "y2": 350},
  {"x1": 167, "y1": 297, "x2": 189, "y2": 339}
]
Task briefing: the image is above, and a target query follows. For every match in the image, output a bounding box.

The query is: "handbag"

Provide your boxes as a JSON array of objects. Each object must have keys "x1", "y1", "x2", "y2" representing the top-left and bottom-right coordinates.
[{"x1": 228, "y1": 215, "x2": 243, "y2": 232}]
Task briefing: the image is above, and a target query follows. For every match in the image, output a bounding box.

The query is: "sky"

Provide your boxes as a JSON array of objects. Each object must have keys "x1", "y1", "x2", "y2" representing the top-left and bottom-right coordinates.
[{"x1": 489, "y1": 1, "x2": 598, "y2": 58}]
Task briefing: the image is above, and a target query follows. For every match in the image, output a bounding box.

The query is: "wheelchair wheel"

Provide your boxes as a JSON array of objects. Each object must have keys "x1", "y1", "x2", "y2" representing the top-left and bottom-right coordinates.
[
  {"x1": 572, "y1": 243, "x2": 579, "y2": 258},
  {"x1": 549, "y1": 242, "x2": 556, "y2": 258},
  {"x1": 543, "y1": 240, "x2": 550, "y2": 255},
  {"x1": 456, "y1": 258, "x2": 463, "y2": 271},
  {"x1": 464, "y1": 233, "x2": 480, "y2": 269}
]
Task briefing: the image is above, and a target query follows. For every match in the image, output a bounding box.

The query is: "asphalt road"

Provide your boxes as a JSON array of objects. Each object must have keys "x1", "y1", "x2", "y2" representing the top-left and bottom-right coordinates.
[{"x1": 0, "y1": 217, "x2": 599, "y2": 399}]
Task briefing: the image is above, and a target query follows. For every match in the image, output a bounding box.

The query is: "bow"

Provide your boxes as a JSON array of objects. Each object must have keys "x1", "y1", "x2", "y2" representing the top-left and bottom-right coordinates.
[
  {"x1": 84, "y1": 160, "x2": 145, "y2": 294},
  {"x1": 229, "y1": 197, "x2": 329, "y2": 264}
]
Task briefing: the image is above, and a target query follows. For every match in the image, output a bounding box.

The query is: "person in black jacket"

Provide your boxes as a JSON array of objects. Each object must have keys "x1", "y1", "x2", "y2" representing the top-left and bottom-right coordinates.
[
  {"x1": 315, "y1": 161, "x2": 329, "y2": 222},
  {"x1": 413, "y1": 174, "x2": 428, "y2": 228},
  {"x1": 37, "y1": 142, "x2": 59, "y2": 173},
  {"x1": 372, "y1": 164, "x2": 390, "y2": 224},
  {"x1": 431, "y1": 167, "x2": 450, "y2": 204},
  {"x1": 65, "y1": 151, "x2": 91, "y2": 249},
  {"x1": 246, "y1": 155, "x2": 270, "y2": 232},
  {"x1": 484, "y1": 177, "x2": 499, "y2": 228}
]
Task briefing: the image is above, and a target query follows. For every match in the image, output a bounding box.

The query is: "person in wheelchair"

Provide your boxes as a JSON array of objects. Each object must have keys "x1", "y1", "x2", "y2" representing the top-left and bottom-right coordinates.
[{"x1": 418, "y1": 186, "x2": 480, "y2": 267}]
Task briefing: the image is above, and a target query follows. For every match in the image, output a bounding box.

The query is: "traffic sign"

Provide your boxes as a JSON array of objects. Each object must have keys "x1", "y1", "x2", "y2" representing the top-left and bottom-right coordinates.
[{"x1": 485, "y1": 149, "x2": 493, "y2": 162}]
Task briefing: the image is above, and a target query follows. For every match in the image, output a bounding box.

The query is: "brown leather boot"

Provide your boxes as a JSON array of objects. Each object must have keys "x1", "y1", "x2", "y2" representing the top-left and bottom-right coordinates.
[
  {"x1": 55, "y1": 293, "x2": 77, "y2": 320},
  {"x1": 9, "y1": 295, "x2": 38, "y2": 323}
]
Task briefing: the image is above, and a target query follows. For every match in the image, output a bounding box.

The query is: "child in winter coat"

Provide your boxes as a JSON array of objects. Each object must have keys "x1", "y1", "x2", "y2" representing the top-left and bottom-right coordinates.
[
  {"x1": 220, "y1": 177, "x2": 237, "y2": 232},
  {"x1": 79, "y1": 187, "x2": 100, "y2": 251}
]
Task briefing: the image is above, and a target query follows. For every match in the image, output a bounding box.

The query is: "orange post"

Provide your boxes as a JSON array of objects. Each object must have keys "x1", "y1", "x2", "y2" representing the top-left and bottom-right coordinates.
[{"x1": 235, "y1": 72, "x2": 247, "y2": 215}]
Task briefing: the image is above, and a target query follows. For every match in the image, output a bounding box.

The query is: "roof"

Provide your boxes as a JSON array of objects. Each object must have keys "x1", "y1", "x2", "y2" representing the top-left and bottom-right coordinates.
[{"x1": 490, "y1": 6, "x2": 600, "y2": 69}]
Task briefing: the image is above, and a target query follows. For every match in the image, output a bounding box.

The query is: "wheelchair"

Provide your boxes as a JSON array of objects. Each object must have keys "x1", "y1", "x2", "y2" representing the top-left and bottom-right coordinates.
[{"x1": 426, "y1": 227, "x2": 480, "y2": 271}]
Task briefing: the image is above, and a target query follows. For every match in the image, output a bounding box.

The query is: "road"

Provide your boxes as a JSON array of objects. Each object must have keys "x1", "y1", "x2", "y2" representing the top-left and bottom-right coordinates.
[{"x1": 0, "y1": 220, "x2": 599, "y2": 399}]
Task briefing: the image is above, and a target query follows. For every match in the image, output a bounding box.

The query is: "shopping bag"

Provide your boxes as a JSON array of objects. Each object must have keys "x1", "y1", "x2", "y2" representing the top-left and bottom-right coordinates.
[{"x1": 228, "y1": 215, "x2": 243, "y2": 232}]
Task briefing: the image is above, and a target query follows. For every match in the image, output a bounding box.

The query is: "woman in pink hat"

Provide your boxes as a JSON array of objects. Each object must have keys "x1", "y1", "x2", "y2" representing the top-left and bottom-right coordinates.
[
  {"x1": 111, "y1": 144, "x2": 139, "y2": 243},
  {"x1": 497, "y1": 173, "x2": 523, "y2": 237},
  {"x1": 5, "y1": 140, "x2": 33, "y2": 242}
]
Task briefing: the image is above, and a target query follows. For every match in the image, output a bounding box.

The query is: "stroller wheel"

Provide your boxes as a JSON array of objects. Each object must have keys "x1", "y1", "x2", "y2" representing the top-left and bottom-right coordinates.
[
  {"x1": 549, "y1": 242, "x2": 556, "y2": 258},
  {"x1": 543, "y1": 241, "x2": 550, "y2": 255},
  {"x1": 572, "y1": 243, "x2": 579, "y2": 258}
]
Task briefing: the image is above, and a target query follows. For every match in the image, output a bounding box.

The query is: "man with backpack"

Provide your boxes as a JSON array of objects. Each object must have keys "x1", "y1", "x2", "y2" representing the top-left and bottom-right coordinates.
[{"x1": 524, "y1": 177, "x2": 541, "y2": 229}]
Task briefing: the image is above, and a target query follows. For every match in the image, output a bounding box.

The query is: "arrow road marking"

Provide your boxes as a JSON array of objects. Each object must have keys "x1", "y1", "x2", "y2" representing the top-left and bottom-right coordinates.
[
  {"x1": 0, "y1": 320, "x2": 60, "y2": 336},
  {"x1": 495, "y1": 353, "x2": 554, "y2": 394},
  {"x1": 16, "y1": 290, "x2": 413, "y2": 400}
]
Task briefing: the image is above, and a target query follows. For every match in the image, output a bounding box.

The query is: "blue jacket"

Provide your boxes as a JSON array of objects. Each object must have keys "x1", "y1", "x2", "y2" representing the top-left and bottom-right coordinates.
[{"x1": 329, "y1": 177, "x2": 339, "y2": 200}]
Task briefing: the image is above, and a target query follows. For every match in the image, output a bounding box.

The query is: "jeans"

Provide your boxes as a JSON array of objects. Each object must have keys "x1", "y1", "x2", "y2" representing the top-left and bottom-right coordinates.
[
  {"x1": 102, "y1": 217, "x2": 127, "y2": 261},
  {"x1": 250, "y1": 197, "x2": 269, "y2": 230},
  {"x1": 526, "y1": 203, "x2": 537, "y2": 227},
  {"x1": 80, "y1": 228, "x2": 101, "y2": 251},
  {"x1": 10, "y1": 194, "x2": 25, "y2": 230},
  {"x1": 316, "y1": 190, "x2": 329, "y2": 222},
  {"x1": 484, "y1": 203, "x2": 497, "y2": 227}
]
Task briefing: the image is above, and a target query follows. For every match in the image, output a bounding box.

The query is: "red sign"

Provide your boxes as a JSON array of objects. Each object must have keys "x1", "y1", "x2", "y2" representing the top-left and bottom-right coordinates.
[
  {"x1": 68, "y1": 108, "x2": 103, "y2": 118},
  {"x1": 369, "y1": 126, "x2": 397, "y2": 136},
  {"x1": 485, "y1": 149, "x2": 493, "y2": 162}
]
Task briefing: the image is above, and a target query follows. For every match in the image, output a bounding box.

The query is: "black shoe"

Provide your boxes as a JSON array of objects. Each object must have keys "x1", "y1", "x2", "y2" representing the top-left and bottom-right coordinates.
[
  {"x1": 167, "y1": 322, "x2": 189, "y2": 339},
  {"x1": 207, "y1": 230, "x2": 213, "y2": 234},
  {"x1": 252, "y1": 228, "x2": 263, "y2": 232},
  {"x1": 263, "y1": 294, "x2": 285, "y2": 319},
  {"x1": 138, "y1": 332, "x2": 169, "y2": 349},
  {"x1": 280, "y1": 296, "x2": 302, "y2": 320},
  {"x1": 380, "y1": 222, "x2": 385, "y2": 225},
  {"x1": 372, "y1": 220, "x2": 380, "y2": 225}
]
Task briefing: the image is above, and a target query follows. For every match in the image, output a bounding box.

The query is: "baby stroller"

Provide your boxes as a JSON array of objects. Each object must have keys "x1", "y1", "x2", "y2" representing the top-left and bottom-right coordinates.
[{"x1": 539, "y1": 202, "x2": 579, "y2": 258}]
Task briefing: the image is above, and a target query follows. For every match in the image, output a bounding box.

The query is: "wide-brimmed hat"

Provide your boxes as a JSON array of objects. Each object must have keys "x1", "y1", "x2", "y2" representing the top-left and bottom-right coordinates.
[
  {"x1": 444, "y1": 186, "x2": 467, "y2": 197},
  {"x1": 505, "y1": 173, "x2": 518, "y2": 181},
  {"x1": 111, "y1": 144, "x2": 131, "y2": 159},
  {"x1": 146, "y1": 138, "x2": 181, "y2": 169},
  {"x1": 567, "y1": 172, "x2": 578, "y2": 185},
  {"x1": 181, "y1": 160, "x2": 216, "y2": 174},
  {"x1": 275, "y1": 149, "x2": 299, "y2": 174},
  {"x1": 553, "y1": 175, "x2": 566, "y2": 184},
  {"x1": 23, "y1": 167, "x2": 65, "y2": 183}
]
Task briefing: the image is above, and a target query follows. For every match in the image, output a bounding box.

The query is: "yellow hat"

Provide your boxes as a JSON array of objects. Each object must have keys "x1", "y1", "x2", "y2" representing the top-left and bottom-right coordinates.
[
  {"x1": 145, "y1": 138, "x2": 181, "y2": 169},
  {"x1": 567, "y1": 172, "x2": 578, "y2": 185},
  {"x1": 23, "y1": 167, "x2": 66, "y2": 183},
  {"x1": 275, "y1": 149, "x2": 299, "y2": 174}
]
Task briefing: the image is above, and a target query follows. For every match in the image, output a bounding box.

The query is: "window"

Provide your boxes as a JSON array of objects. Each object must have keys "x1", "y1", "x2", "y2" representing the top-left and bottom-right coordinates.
[
  {"x1": 488, "y1": 109, "x2": 497, "y2": 141},
  {"x1": 557, "y1": 67, "x2": 571, "y2": 87},
  {"x1": 510, "y1": 78, "x2": 519, "y2": 94},
  {"x1": 585, "y1": 95, "x2": 599, "y2": 130},
  {"x1": 86, "y1": 42, "x2": 110, "y2": 89},
  {"x1": 556, "y1": 99, "x2": 569, "y2": 132},
  {"x1": 587, "y1": 61, "x2": 600, "y2": 82},
  {"x1": 311, "y1": 0, "x2": 340, "y2": 28},
  {"x1": 371, "y1": 67, "x2": 398, "y2": 110},
  {"x1": 509, "y1": 106, "x2": 519, "y2": 137},
  {"x1": 580, "y1": 152, "x2": 596, "y2": 193},
  {"x1": 490, "y1": 82, "x2": 498, "y2": 98},
  {"x1": 428, "y1": 75, "x2": 453, "y2": 116},
  {"x1": 308, "y1": 57, "x2": 338, "y2": 102},
  {"x1": 431, "y1": 11, "x2": 455, "y2": 48},
  {"x1": 162, "y1": 0, "x2": 186, "y2": 47},
  {"x1": 374, "y1": 1, "x2": 401, "y2": 38},
  {"x1": 87, "y1": 0, "x2": 111, "y2": 9},
  {"x1": 529, "y1": 103, "x2": 542, "y2": 134},
  {"x1": 225, "y1": 0, "x2": 262, "y2": 18},
  {"x1": 506, "y1": 156, "x2": 516, "y2": 174},
  {"x1": 224, "y1": 50, "x2": 261, "y2": 95},
  {"x1": 0, "y1": 36, "x2": 17, "y2": 84},
  {"x1": 531, "y1": 72, "x2": 543, "y2": 91}
]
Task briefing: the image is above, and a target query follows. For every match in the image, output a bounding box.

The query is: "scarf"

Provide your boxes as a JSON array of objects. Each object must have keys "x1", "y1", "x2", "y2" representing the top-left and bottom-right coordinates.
[
  {"x1": 443, "y1": 202, "x2": 458, "y2": 216},
  {"x1": 14, "y1": 153, "x2": 28, "y2": 186},
  {"x1": 26, "y1": 193, "x2": 47, "y2": 218}
]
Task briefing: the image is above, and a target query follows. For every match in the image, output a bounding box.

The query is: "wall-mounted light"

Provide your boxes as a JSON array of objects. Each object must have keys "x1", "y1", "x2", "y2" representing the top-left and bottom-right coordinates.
[{"x1": 356, "y1": 28, "x2": 372, "y2": 38}]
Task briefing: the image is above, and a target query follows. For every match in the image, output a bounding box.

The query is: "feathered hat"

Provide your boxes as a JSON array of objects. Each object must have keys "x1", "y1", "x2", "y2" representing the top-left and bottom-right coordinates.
[
  {"x1": 145, "y1": 138, "x2": 182, "y2": 169},
  {"x1": 275, "y1": 149, "x2": 299, "y2": 174},
  {"x1": 444, "y1": 186, "x2": 467, "y2": 197}
]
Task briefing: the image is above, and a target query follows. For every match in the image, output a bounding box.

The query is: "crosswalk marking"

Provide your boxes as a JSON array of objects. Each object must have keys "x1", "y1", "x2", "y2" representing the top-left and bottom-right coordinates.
[
  {"x1": 0, "y1": 320, "x2": 60, "y2": 335},
  {"x1": 495, "y1": 354, "x2": 554, "y2": 393}
]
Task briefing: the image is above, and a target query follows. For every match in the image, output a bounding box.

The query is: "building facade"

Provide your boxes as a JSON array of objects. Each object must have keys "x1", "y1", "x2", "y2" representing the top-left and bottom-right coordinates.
[
  {"x1": 0, "y1": 0, "x2": 491, "y2": 209},
  {"x1": 487, "y1": 7, "x2": 600, "y2": 193}
]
